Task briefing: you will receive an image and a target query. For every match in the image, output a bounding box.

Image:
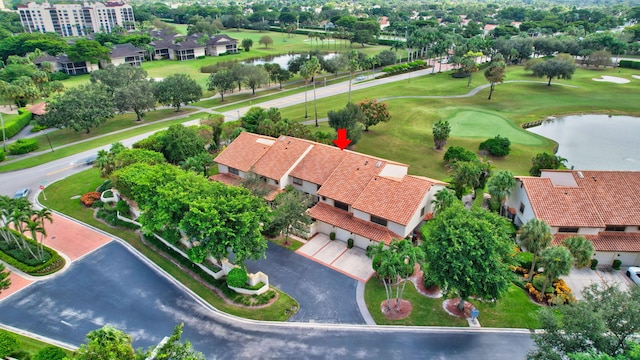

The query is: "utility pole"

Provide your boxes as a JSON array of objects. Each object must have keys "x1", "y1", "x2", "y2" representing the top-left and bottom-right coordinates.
[{"x1": 0, "y1": 112, "x2": 6, "y2": 151}]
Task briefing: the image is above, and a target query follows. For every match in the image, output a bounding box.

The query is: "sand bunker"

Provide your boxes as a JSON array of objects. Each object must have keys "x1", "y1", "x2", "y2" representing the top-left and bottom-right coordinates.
[
  {"x1": 632, "y1": 75, "x2": 640, "y2": 80},
  {"x1": 592, "y1": 76, "x2": 630, "y2": 84}
]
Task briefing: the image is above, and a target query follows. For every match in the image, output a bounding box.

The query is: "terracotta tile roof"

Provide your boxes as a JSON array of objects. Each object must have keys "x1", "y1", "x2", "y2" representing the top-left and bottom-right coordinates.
[
  {"x1": 28, "y1": 102, "x2": 47, "y2": 116},
  {"x1": 517, "y1": 176, "x2": 604, "y2": 228},
  {"x1": 308, "y1": 202, "x2": 401, "y2": 245},
  {"x1": 209, "y1": 172, "x2": 281, "y2": 201},
  {"x1": 519, "y1": 171, "x2": 640, "y2": 228},
  {"x1": 554, "y1": 233, "x2": 640, "y2": 252},
  {"x1": 317, "y1": 153, "x2": 386, "y2": 204},
  {"x1": 289, "y1": 143, "x2": 347, "y2": 185},
  {"x1": 572, "y1": 171, "x2": 640, "y2": 226},
  {"x1": 252, "y1": 136, "x2": 313, "y2": 181},
  {"x1": 352, "y1": 175, "x2": 435, "y2": 226},
  {"x1": 213, "y1": 132, "x2": 274, "y2": 172}
]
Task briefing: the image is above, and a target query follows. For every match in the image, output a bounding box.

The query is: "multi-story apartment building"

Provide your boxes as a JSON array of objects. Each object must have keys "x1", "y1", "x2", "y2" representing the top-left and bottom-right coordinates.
[{"x1": 17, "y1": 1, "x2": 135, "y2": 37}]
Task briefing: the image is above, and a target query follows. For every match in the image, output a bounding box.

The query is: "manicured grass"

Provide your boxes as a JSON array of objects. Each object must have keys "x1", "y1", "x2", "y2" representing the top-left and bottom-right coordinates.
[
  {"x1": 446, "y1": 110, "x2": 547, "y2": 146},
  {"x1": 0, "y1": 112, "x2": 202, "y2": 172},
  {"x1": 5, "y1": 330, "x2": 75, "y2": 358},
  {"x1": 269, "y1": 236, "x2": 304, "y2": 252},
  {"x1": 39, "y1": 169, "x2": 298, "y2": 321},
  {"x1": 365, "y1": 278, "x2": 542, "y2": 328},
  {"x1": 365, "y1": 277, "x2": 468, "y2": 327}
]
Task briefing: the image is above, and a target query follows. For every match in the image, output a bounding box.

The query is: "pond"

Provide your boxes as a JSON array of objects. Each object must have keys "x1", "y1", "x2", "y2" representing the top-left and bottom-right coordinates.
[
  {"x1": 242, "y1": 52, "x2": 338, "y2": 69},
  {"x1": 526, "y1": 114, "x2": 640, "y2": 171}
]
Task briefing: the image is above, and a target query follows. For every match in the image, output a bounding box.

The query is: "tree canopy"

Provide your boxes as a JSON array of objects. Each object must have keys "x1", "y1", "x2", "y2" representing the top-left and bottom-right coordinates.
[
  {"x1": 42, "y1": 83, "x2": 114, "y2": 133},
  {"x1": 327, "y1": 102, "x2": 364, "y2": 146},
  {"x1": 357, "y1": 98, "x2": 391, "y2": 131},
  {"x1": 422, "y1": 203, "x2": 515, "y2": 311},
  {"x1": 153, "y1": 73, "x2": 202, "y2": 111}
]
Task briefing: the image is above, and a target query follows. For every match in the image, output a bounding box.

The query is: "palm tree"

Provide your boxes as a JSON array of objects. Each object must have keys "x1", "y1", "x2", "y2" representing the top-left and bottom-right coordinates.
[
  {"x1": 299, "y1": 60, "x2": 313, "y2": 119},
  {"x1": 487, "y1": 170, "x2": 516, "y2": 216},
  {"x1": 347, "y1": 50, "x2": 360, "y2": 104},
  {"x1": 562, "y1": 235, "x2": 595, "y2": 268},
  {"x1": 0, "y1": 262, "x2": 10, "y2": 294},
  {"x1": 519, "y1": 218, "x2": 553, "y2": 280},
  {"x1": 10, "y1": 200, "x2": 38, "y2": 259},
  {"x1": 26, "y1": 218, "x2": 45, "y2": 261},
  {"x1": 432, "y1": 188, "x2": 457, "y2": 216},
  {"x1": 95, "y1": 149, "x2": 111, "y2": 177},
  {"x1": 391, "y1": 239, "x2": 425, "y2": 311},
  {"x1": 366, "y1": 242, "x2": 400, "y2": 312},
  {"x1": 302, "y1": 57, "x2": 321, "y2": 126},
  {"x1": 538, "y1": 245, "x2": 573, "y2": 294},
  {"x1": 34, "y1": 208, "x2": 53, "y2": 260}
]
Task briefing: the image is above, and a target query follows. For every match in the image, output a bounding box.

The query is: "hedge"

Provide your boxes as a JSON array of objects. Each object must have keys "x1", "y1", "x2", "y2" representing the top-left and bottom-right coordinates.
[
  {"x1": 0, "y1": 231, "x2": 66, "y2": 276},
  {"x1": 8, "y1": 138, "x2": 38, "y2": 155},
  {"x1": 619, "y1": 60, "x2": 640, "y2": 69},
  {"x1": 2, "y1": 108, "x2": 33, "y2": 140},
  {"x1": 0, "y1": 149, "x2": 4, "y2": 162}
]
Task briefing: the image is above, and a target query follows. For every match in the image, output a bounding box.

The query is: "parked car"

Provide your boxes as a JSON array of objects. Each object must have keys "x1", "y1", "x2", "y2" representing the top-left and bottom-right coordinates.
[
  {"x1": 13, "y1": 188, "x2": 30, "y2": 199},
  {"x1": 356, "y1": 75, "x2": 366, "y2": 81},
  {"x1": 84, "y1": 154, "x2": 98, "y2": 166},
  {"x1": 626, "y1": 266, "x2": 640, "y2": 285}
]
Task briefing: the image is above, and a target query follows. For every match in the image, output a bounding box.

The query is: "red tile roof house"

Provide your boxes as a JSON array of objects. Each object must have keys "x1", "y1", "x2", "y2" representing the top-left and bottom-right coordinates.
[
  {"x1": 212, "y1": 132, "x2": 446, "y2": 249},
  {"x1": 505, "y1": 170, "x2": 640, "y2": 267}
]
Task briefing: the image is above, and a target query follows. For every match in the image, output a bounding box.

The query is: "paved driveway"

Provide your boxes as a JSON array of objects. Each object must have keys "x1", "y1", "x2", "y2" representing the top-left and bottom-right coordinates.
[
  {"x1": 244, "y1": 242, "x2": 364, "y2": 324},
  {"x1": 562, "y1": 267, "x2": 633, "y2": 300},
  {"x1": 0, "y1": 240, "x2": 535, "y2": 359}
]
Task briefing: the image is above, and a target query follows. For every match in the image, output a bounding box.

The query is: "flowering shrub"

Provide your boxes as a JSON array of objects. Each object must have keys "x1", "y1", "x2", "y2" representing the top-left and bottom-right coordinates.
[
  {"x1": 553, "y1": 279, "x2": 575, "y2": 304},
  {"x1": 80, "y1": 192, "x2": 101, "y2": 207}
]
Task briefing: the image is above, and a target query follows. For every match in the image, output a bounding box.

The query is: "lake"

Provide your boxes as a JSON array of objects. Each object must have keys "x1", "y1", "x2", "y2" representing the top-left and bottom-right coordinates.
[
  {"x1": 242, "y1": 52, "x2": 338, "y2": 69},
  {"x1": 527, "y1": 114, "x2": 640, "y2": 171}
]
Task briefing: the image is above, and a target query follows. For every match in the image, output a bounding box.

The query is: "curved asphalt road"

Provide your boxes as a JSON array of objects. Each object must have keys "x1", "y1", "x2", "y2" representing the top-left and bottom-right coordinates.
[{"x1": 0, "y1": 241, "x2": 534, "y2": 359}]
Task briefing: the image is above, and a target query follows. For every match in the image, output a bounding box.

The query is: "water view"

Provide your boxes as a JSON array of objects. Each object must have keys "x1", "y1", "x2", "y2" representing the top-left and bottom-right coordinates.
[
  {"x1": 527, "y1": 114, "x2": 640, "y2": 171},
  {"x1": 242, "y1": 52, "x2": 338, "y2": 69}
]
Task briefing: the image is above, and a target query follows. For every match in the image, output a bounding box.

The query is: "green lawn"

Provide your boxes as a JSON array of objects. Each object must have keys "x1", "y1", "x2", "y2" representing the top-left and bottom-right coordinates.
[
  {"x1": 365, "y1": 278, "x2": 542, "y2": 328},
  {"x1": 446, "y1": 110, "x2": 548, "y2": 146},
  {"x1": 39, "y1": 168, "x2": 298, "y2": 322},
  {"x1": 4, "y1": 330, "x2": 75, "y2": 358}
]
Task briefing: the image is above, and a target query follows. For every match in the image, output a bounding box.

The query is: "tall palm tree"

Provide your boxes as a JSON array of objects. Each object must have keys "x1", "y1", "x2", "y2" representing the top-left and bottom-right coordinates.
[
  {"x1": 538, "y1": 245, "x2": 573, "y2": 294},
  {"x1": 10, "y1": 199, "x2": 38, "y2": 259},
  {"x1": 95, "y1": 149, "x2": 111, "y2": 177},
  {"x1": 299, "y1": 60, "x2": 313, "y2": 119},
  {"x1": 26, "y1": 218, "x2": 45, "y2": 261},
  {"x1": 562, "y1": 235, "x2": 594, "y2": 268},
  {"x1": 391, "y1": 239, "x2": 425, "y2": 311},
  {"x1": 520, "y1": 218, "x2": 553, "y2": 280},
  {"x1": 347, "y1": 50, "x2": 360, "y2": 104},
  {"x1": 304, "y1": 57, "x2": 321, "y2": 126},
  {"x1": 487, "y1": 170, "x2": 516, "y2": 216},
  {"x1": 34, "y1": 208, "x2": 53, "y2": 260}
]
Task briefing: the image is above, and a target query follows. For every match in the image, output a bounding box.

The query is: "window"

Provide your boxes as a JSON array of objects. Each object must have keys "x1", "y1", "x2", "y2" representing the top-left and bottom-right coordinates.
[
  {"x1": 370, "y1": 215, "x2": 388, "y2": 227},
  {"x1": 558, "y1": 227, "x2": 579, "y2": 233},
  {"x1": 519, "y1": 202, "x2": 525, "y2": 214},
  {"x1": 228, "y1": 167, "x2": 239, "y2": 175},
  {"x1": 334, "y1": 200, "x2": 348, "y2": 211},
  {"x1": 605, "y1": 225, "x2": 626, "y2": 232},
  {"x1": 292, "y1": 177, "x2": 302, "y2": 186},
  {"x1": 420, "y1": 206, "x2": 426, "y2": 217}
]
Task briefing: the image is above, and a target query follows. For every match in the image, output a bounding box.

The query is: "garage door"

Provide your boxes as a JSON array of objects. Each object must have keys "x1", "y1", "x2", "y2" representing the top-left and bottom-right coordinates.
[
  {"x1": 617, "y1": 252, "x2": 640, "y2": 266},
  {"x1": 354, "y1": 235, "x2": 373, "y2": 250},
  {"x1": 594, "y1": 252, "x2": 615, "y2": 267}
]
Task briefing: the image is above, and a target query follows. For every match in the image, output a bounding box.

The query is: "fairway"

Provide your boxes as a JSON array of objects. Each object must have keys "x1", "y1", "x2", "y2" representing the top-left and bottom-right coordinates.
[{"x1": 447, "y1": 110, "x2": 548, "y2": 146}]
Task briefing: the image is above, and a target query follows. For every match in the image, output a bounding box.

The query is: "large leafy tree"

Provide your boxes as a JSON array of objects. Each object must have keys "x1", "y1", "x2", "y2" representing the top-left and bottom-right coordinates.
[
  {"x1": 357, "y1": 98, "x2": 391, "y2": 131},
  {"x1": 422, "y1": 203, "x2": 515, "y2": 311},
  {"x1": 258, "y1": 35, "x2": 273, "y2": 48},
  {"x1": 519, "y1": 218, "x2": 553, "y2": 279},
  {"x1": 43, "y1": 83, "x2": 114, "y2": 133},
  {"x1": 562, "y1": 235, "x2": 595, "y2": 268},
  {"x1": 537, "y1": 245, "x2": 573, "y2": 293},
  {"x1": 75, "y1": 325, "x2": 135, "y2": 360},
  {"x1": 206, "y1": 69, "x2": 235, "y2": 102},
  {"x1": 113, "y1": 79, "x2": 156, "y2": 121},
  {"x1": 530, "y1": 54, "x2": 577, "y2": 86},
  {"x1": 0, "y1": 330, "x2": 19, "y2": 358},
  {"x1": 484, "y1": 54, "x2": 507, "y2": 100},
  {"x1": 487, "y1": 170, "x2": 516, "y2": 216},
  {"x1": 367, "y1": 239, "x2": 424, "y2": 312},
  {"x1": 90, "y1": 64, "x2": 148, "y2": 93},
  {"x1": 153, "y1": 73, "x2": 202, "y2": 111},
  {"x1": 530, "y1": 284, "x2": 640, "y2": 360},
  {"x1": 270, "y1": 189, "x2": 312, "y2": 246},
  {"x1": 327, "y1": 102, "x2": 365, "y2": 146},
  {"x1": 160, "y1": 124, "x2": 206, "y2": 164},
  {"x1": 450, "y1": 159, "x2": 493, "y2": 199},
  {"x1": 530, "y1": 152, "x2": 567, "y2": 176},
  {"x1": 243, "y1": 65, "x2": 268, "y2": 95},
  {"x1": 66, "y1": 39, "x2": 110, "y2": 64},
  {"x1": 432, "y1": 120, "x2": 451, "y2": 150}
]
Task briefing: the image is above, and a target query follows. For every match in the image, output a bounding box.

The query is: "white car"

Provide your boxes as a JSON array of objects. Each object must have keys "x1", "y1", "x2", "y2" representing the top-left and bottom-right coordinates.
[
  {"x1": 356, "y1": 75, "x2": 366, "y2": 81},
  {"x1": 626, "y1": 266, "x2": 640, "y2": 285}
]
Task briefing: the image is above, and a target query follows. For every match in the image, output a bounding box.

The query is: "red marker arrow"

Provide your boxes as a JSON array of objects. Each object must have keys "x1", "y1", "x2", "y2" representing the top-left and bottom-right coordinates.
[{"x1": 332, "y1": 128, "x2": 352, "y2": 150}]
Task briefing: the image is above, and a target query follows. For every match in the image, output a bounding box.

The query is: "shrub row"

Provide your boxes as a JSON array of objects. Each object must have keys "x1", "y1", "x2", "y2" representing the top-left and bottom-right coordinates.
[
  {"x1": 381, "y1": 60, "x2": 427, "y2": 74},
  {"x1": 8, "y1": 138, "x2": 38, "y2": 155},
  {"x1": 2, "y1": 108, "x2": 32, "y2": 140},
  {"x1": 0, "y1": 233, "x2": 65, "y2": 276},
  {"x1": 0, "y1": 149, "x2": 4, "y2": 162},
  {"x1": 95, "y1": 208, "x2": 140, "y2": 230},
  {"x1": 619, "y1": 60, "x2": 640, "y2": 69}
]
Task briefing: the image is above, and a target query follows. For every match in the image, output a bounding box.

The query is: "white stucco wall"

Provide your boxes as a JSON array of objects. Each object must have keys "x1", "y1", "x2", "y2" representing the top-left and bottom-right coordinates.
[{"x1": 507, "y1": 181, "x2": 536, "y2": 226}]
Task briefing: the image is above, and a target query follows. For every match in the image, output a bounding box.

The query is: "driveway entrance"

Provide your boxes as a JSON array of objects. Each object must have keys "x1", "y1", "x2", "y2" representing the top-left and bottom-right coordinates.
[{"x1": 296, "y1": 234, "x2": 374, "y2": 282}]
